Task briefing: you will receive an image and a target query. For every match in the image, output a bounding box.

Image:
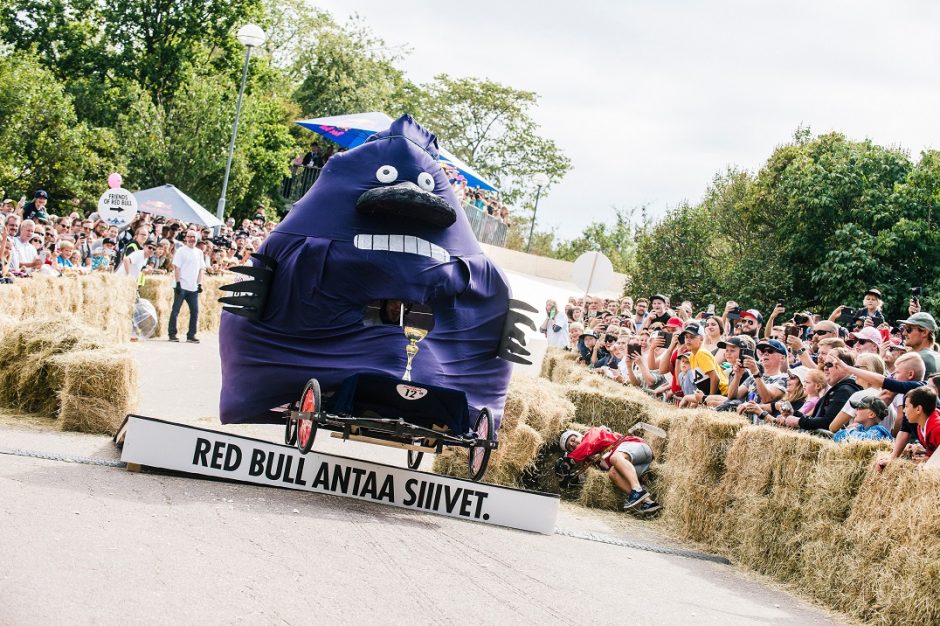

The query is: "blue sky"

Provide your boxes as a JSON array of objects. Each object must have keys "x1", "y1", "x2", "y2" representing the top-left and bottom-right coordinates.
[{"x1": 313, "y1": 0, "x2": 940, "y2": 239}]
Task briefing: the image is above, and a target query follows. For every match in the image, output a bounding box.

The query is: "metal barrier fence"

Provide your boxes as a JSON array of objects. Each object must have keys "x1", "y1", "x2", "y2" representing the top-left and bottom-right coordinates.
[
  {"x1": 280, "y1": 169, "x2": 509, "y2": 248},
  {"x1": 462, "y1": 202, "x2": 509, "y2": 247},
  {"x1": 281, "y1": 166, "x2": 322, "y2": 203}
]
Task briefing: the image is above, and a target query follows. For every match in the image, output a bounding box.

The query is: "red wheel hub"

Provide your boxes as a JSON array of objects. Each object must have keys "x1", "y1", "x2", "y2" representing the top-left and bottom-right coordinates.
[{"x1": 298, "y1": 388, "x2": 316, "y2": 446}]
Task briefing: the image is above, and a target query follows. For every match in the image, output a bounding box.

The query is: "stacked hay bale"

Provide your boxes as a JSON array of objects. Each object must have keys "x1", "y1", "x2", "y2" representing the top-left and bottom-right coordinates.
[
  {"x1": 433, "y1": 373, "x2": 574, "y2": 487},
  {"x1": 0, "y1": 274, "x2": 137, "y2": 342},
  {"x1": 0, "y1": 315, "x2": 137, "y2": 434},
  {"x1": 139, "y1": 274, "x2": 229, "y2": 337},
  {"x1": 826, "y1": 460, "x2": 940, "y2": 626},
  {"x1": 522, "y1": 350, "x2": 940, "y2": 624}
]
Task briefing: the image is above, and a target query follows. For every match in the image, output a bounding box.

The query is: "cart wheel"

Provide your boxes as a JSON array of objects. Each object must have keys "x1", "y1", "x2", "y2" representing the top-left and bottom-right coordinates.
[
  {"x1": 407, "y1": 449, "x2": 424, "y2": 470},
  {"x1": 297, "y1": 379, "x2": 320, "y2": 454},
  {"x1": 468, "y1": 408, "x2": 494, "y2": 482},
  {"x1": 284, "y1": 404, "x2": 297, "y2": 446}
]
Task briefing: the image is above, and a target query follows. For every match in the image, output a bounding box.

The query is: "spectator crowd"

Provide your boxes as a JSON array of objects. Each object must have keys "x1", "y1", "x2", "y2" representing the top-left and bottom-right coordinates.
[
  {"x1": 542, "y1": 290, "x2": 940, "y2": 479},
  {"x1": 1, "y1": 190, "x2": 280, "y2": 282}
]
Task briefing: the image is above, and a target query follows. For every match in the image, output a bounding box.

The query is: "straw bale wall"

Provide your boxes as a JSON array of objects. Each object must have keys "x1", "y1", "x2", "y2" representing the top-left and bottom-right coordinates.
[{"x1": 526, "y1": 350, "x2": 938, "y2": 626}]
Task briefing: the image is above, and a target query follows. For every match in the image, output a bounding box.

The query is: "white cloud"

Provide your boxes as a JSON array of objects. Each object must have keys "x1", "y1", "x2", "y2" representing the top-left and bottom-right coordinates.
[{"x1": 312, "y1": 0, "x2": 940, "y2": 238}]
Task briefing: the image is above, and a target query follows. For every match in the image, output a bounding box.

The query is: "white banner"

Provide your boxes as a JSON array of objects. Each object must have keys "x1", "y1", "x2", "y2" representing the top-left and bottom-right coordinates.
[{"x1": 120, "y1": 416, "x2": 559, "y2": 534}]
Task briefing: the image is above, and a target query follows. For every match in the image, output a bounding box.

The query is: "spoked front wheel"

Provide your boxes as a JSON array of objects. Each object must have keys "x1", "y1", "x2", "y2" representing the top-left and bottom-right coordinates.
[
  {"x1": 468, "y1": 408, "x2": 495, "y2": 482},
  {"x1": 297, "y1": 378, "x2": 321, "y2": 454}
]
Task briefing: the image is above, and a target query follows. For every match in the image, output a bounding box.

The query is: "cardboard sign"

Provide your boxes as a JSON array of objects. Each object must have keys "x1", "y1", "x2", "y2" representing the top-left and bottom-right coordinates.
[
  {"x1": 97, "y1": 187, "x2": 138, "y2": 227},
  {"x1": 120, "y1": 416, "x2": 559, "y2": 534}
]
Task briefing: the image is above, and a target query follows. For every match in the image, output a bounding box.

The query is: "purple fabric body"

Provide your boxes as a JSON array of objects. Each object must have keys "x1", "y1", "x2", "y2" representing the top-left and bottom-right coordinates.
[{"x1": 218, "y1": 115, "x2": 512, "y2": 426}]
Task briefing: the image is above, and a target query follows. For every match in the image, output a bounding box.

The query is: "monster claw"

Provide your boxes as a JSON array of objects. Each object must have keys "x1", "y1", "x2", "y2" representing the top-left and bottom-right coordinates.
[
  {"x1": 498, "y1": 299, "x2": 538, "y2": 364},
  {"x1": 219, "y1": 253, "x2": 278, "y2": 321}
]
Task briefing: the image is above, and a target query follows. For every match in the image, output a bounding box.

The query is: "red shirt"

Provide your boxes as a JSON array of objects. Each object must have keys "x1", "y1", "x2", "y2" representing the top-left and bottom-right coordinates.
[
  {"x1": 917, "y1": 409, "x2": 940, "y2": 457},
  {"x1": 568, "y1": 427, "x2": 645, "y2": 463}
]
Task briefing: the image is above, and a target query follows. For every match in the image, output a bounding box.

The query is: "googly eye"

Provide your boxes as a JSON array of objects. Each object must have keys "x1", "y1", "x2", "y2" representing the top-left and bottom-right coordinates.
[
  {"x1": 417, "y1": 172, "x2": 435, "y2": 191},
  {"x1": 375, "y1": 165, "x2": 398, "y2": 183}
]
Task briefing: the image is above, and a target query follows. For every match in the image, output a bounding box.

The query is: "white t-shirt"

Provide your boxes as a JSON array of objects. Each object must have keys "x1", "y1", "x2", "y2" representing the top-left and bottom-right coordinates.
[
  {"x1": 116, "y1": 249, "x2": 148, "y2": 281},
  {"x1": 173, "y1": 245, "x2": 203, "y2": 291},
  {"x1": 12, "y1": 237, "x2": 37, "y2": 266}
]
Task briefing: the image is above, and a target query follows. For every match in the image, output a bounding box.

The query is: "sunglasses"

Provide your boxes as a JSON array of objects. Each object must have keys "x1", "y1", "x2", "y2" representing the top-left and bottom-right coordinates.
[
  {"x1": 822, "y1": 362, "x2": 835, "y2": 370},
  {"x1": 813, "y1": 330, "x2": 832, "y2": 336}
]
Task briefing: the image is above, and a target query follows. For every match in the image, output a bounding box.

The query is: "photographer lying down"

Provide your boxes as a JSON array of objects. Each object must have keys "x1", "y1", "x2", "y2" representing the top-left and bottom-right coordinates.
[{"x1": 557, "y1": 427, "x2": 661, "y2": 515}]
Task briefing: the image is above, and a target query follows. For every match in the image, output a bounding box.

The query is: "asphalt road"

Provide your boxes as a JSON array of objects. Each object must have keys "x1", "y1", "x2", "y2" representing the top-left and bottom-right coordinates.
[{"x1": 0, "y1": 270, "x2": 848, "y2": 625}]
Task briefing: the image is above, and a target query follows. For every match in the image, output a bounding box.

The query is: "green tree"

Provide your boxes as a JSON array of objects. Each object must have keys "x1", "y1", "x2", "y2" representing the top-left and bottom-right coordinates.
[
  {"x1": 116, "y1": 65, "x2": 294, "y2": 221},
  {"x1": 292, "y1": 15, "x2": 419, "y2": 117},
  {"x1": 553, "y1": 208, "x2": 637, "y2": 274},
  {"x1": 625, "y1": 202, "x2": 724, "y2": 306},
  {"x1": 0, "y1": 54, "x2": 122, "y2": 210},
  {"x1": 418, "y1": 74, "x2": 571, "y2": 212}
]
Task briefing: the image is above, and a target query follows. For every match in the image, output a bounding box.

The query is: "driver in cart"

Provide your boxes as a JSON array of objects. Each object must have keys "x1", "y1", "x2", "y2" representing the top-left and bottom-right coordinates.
[{"x1": 558, "y1": 427, "x2": 661, "y2": 515}]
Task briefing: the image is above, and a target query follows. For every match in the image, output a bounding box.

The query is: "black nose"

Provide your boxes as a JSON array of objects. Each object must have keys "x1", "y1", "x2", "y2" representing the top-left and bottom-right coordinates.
[{"x1": 356, "y1": 181, "x2": 457, "y2": 228}]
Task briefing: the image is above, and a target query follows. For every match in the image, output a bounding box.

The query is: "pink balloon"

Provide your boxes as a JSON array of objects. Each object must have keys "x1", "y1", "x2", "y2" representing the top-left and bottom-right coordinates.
[{"x1": 107, "y1": 172, "x2": 123, "y2": 189}]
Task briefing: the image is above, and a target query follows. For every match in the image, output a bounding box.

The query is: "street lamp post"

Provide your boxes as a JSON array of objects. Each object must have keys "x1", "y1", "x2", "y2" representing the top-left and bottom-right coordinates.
[
  {"x1": 216, "y1": 24, "x2": 266, "y2": 232},
  {"x1": 526, "y1": 172, "x2": 549, "y2": 253}
]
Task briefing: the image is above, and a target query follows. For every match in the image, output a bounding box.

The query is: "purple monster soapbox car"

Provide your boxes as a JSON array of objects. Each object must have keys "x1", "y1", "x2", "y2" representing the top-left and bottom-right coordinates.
[{"x1": 218, "y1": 116, "x2": 536, "y2": 481}]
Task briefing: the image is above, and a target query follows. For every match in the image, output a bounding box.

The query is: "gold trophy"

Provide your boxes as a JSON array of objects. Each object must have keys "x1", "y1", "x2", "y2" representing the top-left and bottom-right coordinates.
[{"x1": 402, "y1": 325, "x2": 428, "y2": 381}]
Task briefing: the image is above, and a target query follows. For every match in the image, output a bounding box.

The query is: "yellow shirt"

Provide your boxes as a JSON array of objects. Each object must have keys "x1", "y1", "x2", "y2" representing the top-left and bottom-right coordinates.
[{"x1": 689, "y1": 348, "x2": 728, "y2": 395}]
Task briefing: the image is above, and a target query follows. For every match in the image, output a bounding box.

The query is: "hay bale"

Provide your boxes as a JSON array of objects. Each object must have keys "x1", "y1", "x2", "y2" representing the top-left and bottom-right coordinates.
[
  {"x1": 485, "y1": 423, "x2": 544, "y2": 487},
  {"x1": 51, "y1": 347, "x2": 138, "y2": 434},
  {"x1": 563, "y1": 384, "x2": 652, "y2": 435},
  {"x1": 830, "y1": 460, "x2": 940, "y2": 626},
  {"x1": 577, "y1": 467, "x2": 624, "y2": 510},
  {"x1": 657, "y1": 410, "x2": 747, "y2": 544},
  {"x1": 0, "y1": 274, "x2": 137, "y2": 342},
  {"x1": 0, "y1": 316, "x2": 108, "y2": 416}
]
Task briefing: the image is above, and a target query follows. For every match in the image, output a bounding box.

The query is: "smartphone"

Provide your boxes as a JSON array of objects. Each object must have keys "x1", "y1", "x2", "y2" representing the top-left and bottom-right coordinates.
[
  {"x1": 784, "y1": 325, "x2": 801, "y2": 338},
  {"x1": 660, "y1": 331, "x2": 673, "y2": 347},
  {"x1": 836, "y1": 307, "x2": 857, "y2": 326},
  {"x1": 739, "y1": 347, "x2": 755, "y2": 362},
  {"x1": 628, "y1": 344, "x2": 642, "y2": 357},
  {"x1": 707, "y1": 303, "x2": 716, "y2": 315}
]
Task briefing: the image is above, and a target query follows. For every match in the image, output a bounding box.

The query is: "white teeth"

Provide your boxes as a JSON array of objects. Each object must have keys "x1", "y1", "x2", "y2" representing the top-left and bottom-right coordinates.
[{"x1": 354, "y1": 233, "x2": 450, "y2": 262}]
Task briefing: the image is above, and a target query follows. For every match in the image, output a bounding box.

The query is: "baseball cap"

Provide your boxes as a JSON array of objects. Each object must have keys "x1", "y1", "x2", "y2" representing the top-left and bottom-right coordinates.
[
  {"x1": 682, "y1": 321, "x2": 705, "y2": 337},
  {"x1": 896, "y1": 312, "x2": 938, "y2": 332},
  {"x1": 789, "y1": 367, "x2": 811, "y2": 385},
  {"x1": 717, "y1": 335, "x2": 756, "y2": 351},
  {"x1": 865, "y1": 288, "x2": 883, "y2": 299},
  {"x1": 253, "y1": 213, "x2": 265, "y2": 221},
  {"x1": 102, "y1": 237, "x2": 115, "y2": 245},
  {"x1": 740, "y1": 309, "x2": 764, "y2": 325},
  {"x1": 651, "y1": 293, "x2": 668, "y2": 304},
  {"x1": 580, "y1": 330, "x2": 597, "y2": 339},
  {"x1": 665, "y1": 317, "x2": 684, "y2": 329},
  {"x1": 34, "y1": 189, "x2": 48, "y2": 199},
  {"x1": 756, "y1": 339, "x2": 788, "y2": 356},
  {"x1": 848, "y1": 327, "x2": 883, "y2": 346},
  {"x1": 850, "y1": 395, "x2": 888, "y2": 420}
]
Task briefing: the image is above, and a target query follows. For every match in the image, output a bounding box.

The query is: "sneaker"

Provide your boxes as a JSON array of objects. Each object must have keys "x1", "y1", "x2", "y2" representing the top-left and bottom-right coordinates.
[
  {"x1": 186, "y1": 337, "x2": 200, "y2": 344},
  {"x1": 623, "y1": 488, "x2": 650, "y2": 510},
  {"x1": 168, "y1": 336, "x2": 179, "y2": 342},
  {"x1": 635, "y1": 500, "x2": 662, "y2": 515}
]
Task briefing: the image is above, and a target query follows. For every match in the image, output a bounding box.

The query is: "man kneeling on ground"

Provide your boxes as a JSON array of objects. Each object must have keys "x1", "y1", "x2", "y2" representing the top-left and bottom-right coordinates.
[{"x1": 559, "y1": 427, "x2": 661, "y2": 514}]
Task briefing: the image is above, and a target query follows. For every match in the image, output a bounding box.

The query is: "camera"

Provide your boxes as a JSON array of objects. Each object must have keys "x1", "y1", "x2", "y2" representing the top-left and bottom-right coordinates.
[
  {"x1": 739, "y1": 347, "x2": 756, "y2": 363},
  {"x1": 912, "y1": 286, "x2": 922, "y2": 305},
  {"x1": 793, "y1": 313, "x2": 810, "y2": 326},
  {"x1": 727, "y1": 307, "x2": 741, "y2": 321}
]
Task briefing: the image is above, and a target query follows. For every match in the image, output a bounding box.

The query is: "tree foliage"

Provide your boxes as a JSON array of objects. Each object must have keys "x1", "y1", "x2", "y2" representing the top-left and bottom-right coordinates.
[{"x1": 625, "y1": 130, "x2": 940, "y2": 321}]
